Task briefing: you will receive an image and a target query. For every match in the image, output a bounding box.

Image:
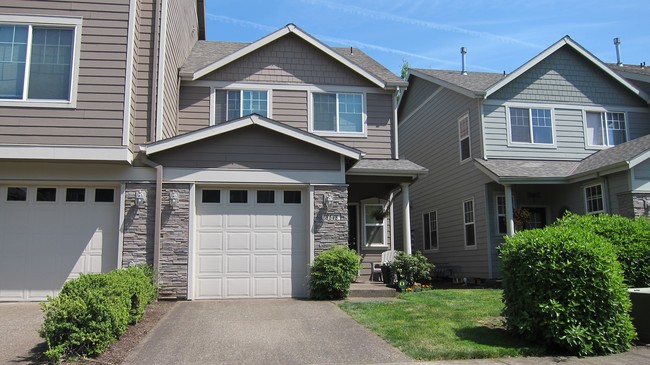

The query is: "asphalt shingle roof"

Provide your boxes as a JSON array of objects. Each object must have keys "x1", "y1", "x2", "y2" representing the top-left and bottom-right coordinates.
[
  {"x1": 412, "y1": 68, "x2": 506, "y2": 94},
  {"x1": 476, "y1": 134, "x2": 650, "y2": 181},
  {"x1": 607, "y1": 63, "x2": 650, "y2": 78},
  {"x1": 349, "y1": 159, "x2": 428, "y2": 175}
]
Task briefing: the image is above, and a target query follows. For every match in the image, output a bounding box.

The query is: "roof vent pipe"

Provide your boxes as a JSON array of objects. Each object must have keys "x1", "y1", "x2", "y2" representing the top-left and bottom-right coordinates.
[
  {"x1": 461, "y1": 47, "x2": 468, "y2": 75},
  {"x1": 614, "y1": 37, "x2": 623, "y2": 66}
]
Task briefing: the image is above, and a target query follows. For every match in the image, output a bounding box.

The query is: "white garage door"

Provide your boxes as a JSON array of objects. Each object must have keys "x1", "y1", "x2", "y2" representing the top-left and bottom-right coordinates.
[
  {"x1": 194, "y1": 188, "x2": 309, "y2": 299},
  {"x1": 0, "y1": 186, "x2": 119, "y2": 301}
]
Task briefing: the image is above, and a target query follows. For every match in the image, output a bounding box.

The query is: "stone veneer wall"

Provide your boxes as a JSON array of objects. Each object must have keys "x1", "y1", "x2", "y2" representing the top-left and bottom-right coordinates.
[
  {"x1": 313, "y1": 185, "x2": 348, "y2": 255},
  {"x1": 159, "y1": 184, "x2": 191, "y2": 299},
  {"x1": 122, "y1": 184, "x2": 156, "y2": 267},
  {"x1": 617, "y1": 192, "x2": 650, "y2": 218}
]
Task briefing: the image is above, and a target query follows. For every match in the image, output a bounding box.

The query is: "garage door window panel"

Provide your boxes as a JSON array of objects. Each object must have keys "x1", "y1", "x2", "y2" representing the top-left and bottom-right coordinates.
[
  {"x1": 283, "y1": 191, "x2": 301, "y2": 204},
  {"x1": 65, "y1": 188, "x2": 85, "y2": 202},
  {"x1": 256, "y1": 190, "x2": 275, "y2": 204},
  {"x1": 202, "y1": 189, "x2": 221, "y2": 203},
  {"x1": 229, "y1": 190, "x2": 248, "y2": 204},
  {"x1": 94, "y1": 188, "x2": 114, "y2": 203},
  {"x1": 36, "y1": 187, "x2": 56, "y2": 202},
  {"x1": 7, "y1": 187, "x2": 27, "y2": 201}
]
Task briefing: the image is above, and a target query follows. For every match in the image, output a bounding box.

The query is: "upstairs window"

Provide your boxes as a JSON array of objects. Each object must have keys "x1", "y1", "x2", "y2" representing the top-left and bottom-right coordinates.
[
  {"x1": 313, "y1": 93, "x2": 363, "y2": 133},
  {"x1": 458, "y1": 114, "x2": 471, "y2": 161},
  {"x1": 227, "y1": 90, "x2": 268, "y2": 120},
  {"x1": 0, "y1": 17, "x2": 80, "y2": 105},
  {"x1": 509, "y1": 107, "x2": 553, "y2": 144},
  {"x1": 586, "y1": 112, "x2": 627, "y2": 147}
]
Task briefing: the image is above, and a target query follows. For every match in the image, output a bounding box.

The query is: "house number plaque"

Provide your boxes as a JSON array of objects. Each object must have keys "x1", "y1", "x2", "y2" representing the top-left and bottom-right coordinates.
[{"x1": 323, "y1": 213, "x2": 344, "y2": 221}]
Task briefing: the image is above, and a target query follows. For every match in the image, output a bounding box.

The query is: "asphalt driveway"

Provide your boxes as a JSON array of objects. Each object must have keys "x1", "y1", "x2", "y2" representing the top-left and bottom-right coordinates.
[
  {"x1": 0, "y1": 302, "x2": 46, "y2": 364},
  {"x1": 123, "y1": 299, "x2": 413, "y2": 365}
]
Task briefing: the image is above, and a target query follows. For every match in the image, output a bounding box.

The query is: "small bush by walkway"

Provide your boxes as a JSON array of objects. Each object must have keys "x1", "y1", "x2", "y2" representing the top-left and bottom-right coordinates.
[{"x1": 340, "y1": 289, "x2": 544, "y2": 360}]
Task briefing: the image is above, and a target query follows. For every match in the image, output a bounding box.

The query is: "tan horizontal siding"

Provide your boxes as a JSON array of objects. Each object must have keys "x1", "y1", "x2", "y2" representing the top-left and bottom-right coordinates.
[{"x1": 178, "y1": 86, "x2": 210, "y2": 134}]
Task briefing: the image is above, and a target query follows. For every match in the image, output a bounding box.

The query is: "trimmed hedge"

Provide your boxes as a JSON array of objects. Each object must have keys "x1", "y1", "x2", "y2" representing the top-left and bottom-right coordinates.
[
  {"x1": 500, "y1": 226, "x2": 635, "y2": 356},
  {"x1": 389, "y1": 251, "x2": 434, "y2": 285},
  {"x1": 39, "y1": 265, "x2": 156, "y2": 362},
  {"x1": 554, "y1": 213, "x2": 650, "y2": 287},
  {"x1": 309, "y1": 245, "x2": 361, "y2": 300}
]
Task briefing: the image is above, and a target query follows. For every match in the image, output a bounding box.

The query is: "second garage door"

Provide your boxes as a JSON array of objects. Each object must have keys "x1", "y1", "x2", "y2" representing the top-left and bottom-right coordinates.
[{"x1": 194, "y1": 188, "x2": 309, "y2": 299}]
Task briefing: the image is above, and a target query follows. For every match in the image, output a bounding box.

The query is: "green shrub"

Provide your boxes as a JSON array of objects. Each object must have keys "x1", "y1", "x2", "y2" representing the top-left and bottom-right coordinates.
[
  {"x1": 389, "y1": 251, "x2": 434, "y2": 285},
  {"x1": 554, "y1": 213, "x2": 650, "y2": 287},
  {"x1": 39, "y1": 265, "x2": 156, "y2": 362},
  {"x1": 309, "y1": 245, "x2": 361, "y2": 300},
  {"x1": 500, "y1": 226, "x2": 635, "y2": 356}
]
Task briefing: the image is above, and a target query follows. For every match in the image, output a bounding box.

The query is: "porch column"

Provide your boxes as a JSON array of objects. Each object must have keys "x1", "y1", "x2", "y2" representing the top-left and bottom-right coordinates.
[
  {"x1": 505, "y1": 184, "x2": 515, "y2": 236},
  {"x1": 401, "y1": 182, "x2": 412, "y2": 255}
]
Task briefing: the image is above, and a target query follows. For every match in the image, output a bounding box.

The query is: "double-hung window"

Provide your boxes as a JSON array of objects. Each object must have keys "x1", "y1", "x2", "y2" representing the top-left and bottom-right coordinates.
[
  {"x1": 509, "y1": 107, "x2": 553, "y2": 144},
  {"x1": 226, "y1": 90, "x2": 268, "y2": 120},
  {"x1": 313, "y1": 92, "x2": 363, "y2": 133},
  {"x1": 585, "y1": 183, "x2": 604, "y2": 214},
  {"x1": 423, "y1": 211, "x2": 438, "y2": 251},
  {"x1": 586, "y1": 112, "x2": 627, "y2": 147},
  {"x1": 496, "y1": 196, "x2": 507, "y2": 235},
  {"x1": 463, "y1": 199, "x2": 476, "y2": 247},
  {"x1": 363, "y1": 203, "x2": 386, "y2": 247},
  {"x1": 0, "y1": 16, "x2": 81, "y2": 106},
  {"x1": 458, "y1": 114, "x2": 471, "y2": 161}
]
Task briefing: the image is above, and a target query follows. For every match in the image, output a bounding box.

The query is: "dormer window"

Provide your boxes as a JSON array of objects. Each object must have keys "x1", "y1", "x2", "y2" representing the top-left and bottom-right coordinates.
[
  {"x1": 509, "y1": 107, "x2": 553, "y2": 144},
  {"x1": 312, "y1": 92, "x2": 364, "y2": 134},
  {"x1": 226, "y1": 90, "x2": 268, "y2": 121}
]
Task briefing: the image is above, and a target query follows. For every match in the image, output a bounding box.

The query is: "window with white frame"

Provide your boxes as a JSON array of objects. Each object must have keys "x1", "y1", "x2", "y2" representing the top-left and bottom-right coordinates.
[
  {"x1": 458, "y1": 114, "x2": 471, "y2": 161},
  {"x1": 423, "y1": 211, "x2": 438, "y2": 251},
  {"x1": 463, "y1": 199, "x2": 476, "y2": 247},
  {"x1": 226, "y1": 90, "x2": 268, "y2": 120},
  {"x1": 363, "y1": 203, "x2": 386, "y2": 246},
  {"x1": 586, "y1": 112, "x2": 627, "y2": 147},
  {"x1": 313, "y1": 92, "x2": 363, "y2": 133},
  {"x1": 0, "y1": 17, "x2": 81, "y2": 104},
  {"x1": 509, "y1": 107, "x2": 553, "y2": 144},
  {"x1": 585, "y1": 183, "x2": 604, "y2": 214},
  {"x1": 496, "y1": 196, "x2": 507, "y2": 235}
]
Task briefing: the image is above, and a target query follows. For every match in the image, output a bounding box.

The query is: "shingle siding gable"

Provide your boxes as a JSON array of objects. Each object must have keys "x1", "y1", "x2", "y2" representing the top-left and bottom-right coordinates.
[{"x1": 489, "y1": 46, "x2": 646, "y2": 107}]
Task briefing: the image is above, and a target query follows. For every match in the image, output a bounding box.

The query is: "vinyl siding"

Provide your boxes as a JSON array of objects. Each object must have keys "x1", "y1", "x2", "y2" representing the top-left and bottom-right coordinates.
[
  {"x1": 397, "y1": 85, "x2": 492, "y2": 278},
  {"x1": 127, "y1": 0, "x2": 141, "y2": 151},
  {"x1": 0, "y1": 0, "x2": 130, "y2": 146},
  {"x1": 202, "y1": 33, "x2": 375, "y2": 87},
  {"x1": 632, "y1": 159, "x2": 650, "y2": 191},
  {"x1": 150, "y1": 125, "x2": 341, "y2": 170},
  {"x1": 272, "y1": 90, "x2": 308, "y2": 130},
  {"x1": 160, "y1": 0, "x2": 198, "y2": 140},
  {"x1": 607, "y1": 171, "x2": 631, "y2": 214},
  {"x1": 489, "y1": 46, "x2": 647, "y2": 107},
  {"x1": 132, "y1": 0, "x2": 156, "y2": 146},
  {"x1": 177, "y1": 86, "x2": 210, "y2": 133}
]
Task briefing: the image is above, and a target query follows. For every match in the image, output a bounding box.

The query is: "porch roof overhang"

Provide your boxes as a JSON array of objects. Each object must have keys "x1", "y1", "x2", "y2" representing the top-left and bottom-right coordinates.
[
  {"x1": 346, "y1": 159, "x2": 428, "y2": 181},
  {"x1": 143, "y1": 114, "x2": 363, "y2": 160}
]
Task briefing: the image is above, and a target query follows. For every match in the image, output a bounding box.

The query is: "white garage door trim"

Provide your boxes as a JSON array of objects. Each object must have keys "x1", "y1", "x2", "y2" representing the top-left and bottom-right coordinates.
[
  {"x1": 0, "y1": 185, "x2": 120, "y2": 301},
  {"x1": 192, "y1": 186, "x2": 310, "y2": 299}
]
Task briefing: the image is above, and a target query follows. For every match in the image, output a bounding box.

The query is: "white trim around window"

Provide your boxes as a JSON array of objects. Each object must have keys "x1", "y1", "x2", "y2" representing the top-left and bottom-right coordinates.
[
  {"x1": 225, "y1": 89, "x2": 271, "y2": 121},
  {"x1": 495, "y1": 195, "x2": 507, "y2": 235},
  {"x1": 422, "y1": 210, "x2": 438, "y2": 251},
  {"x1": 583, "y1": 110, "x2": 628, "y2": 148},
  {"x1": 463, "y1": 198, "x2": 477, "y2": 249},
  {"x1": 0, "y1": 15, "x2": 82, "y2": 108},
  {"x1": 362, "y1": 199, "x2": 388, "y2": 248},
  {"x1": 584, "y1": 183, "x2": 605, "y2": 214},
  {"x1": 309, "y1": 91, "x2": 367, "y2": 137},
  {"x1": 505, "y1": 106, "x2": 556, "y2": 147},
  {"x1": 458, "y1": 113, "x2": 471, "y2": 163}
]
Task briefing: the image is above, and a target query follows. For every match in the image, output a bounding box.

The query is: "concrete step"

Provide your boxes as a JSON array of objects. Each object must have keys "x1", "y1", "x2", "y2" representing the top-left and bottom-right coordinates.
[{"x1": 348, "y1": 281, "x2": 398, "y2": 298}]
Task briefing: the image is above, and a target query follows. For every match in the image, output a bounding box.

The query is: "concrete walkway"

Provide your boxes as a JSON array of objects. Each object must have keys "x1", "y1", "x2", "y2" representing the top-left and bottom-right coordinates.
[{"x1": 123, "y1": 299, "x2": 413, "y2": 365}]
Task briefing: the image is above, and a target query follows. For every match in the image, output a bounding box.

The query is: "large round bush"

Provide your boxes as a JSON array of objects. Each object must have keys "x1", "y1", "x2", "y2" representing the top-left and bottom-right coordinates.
[
  {"x1": 309, "y1": 245, "x2": 361, "y2": 299},
  {"x1": 500, "y1": 226, "x2": 635, "y2": 356}
]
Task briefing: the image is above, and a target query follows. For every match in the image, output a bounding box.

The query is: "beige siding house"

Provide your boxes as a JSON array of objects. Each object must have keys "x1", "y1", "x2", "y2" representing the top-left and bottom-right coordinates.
[
  {"x1": 0, "y1": 4, "x2": 424, "y2": 301},
  {"x1": 397, "y1": 36, "x2": 650, "y2": 280}
]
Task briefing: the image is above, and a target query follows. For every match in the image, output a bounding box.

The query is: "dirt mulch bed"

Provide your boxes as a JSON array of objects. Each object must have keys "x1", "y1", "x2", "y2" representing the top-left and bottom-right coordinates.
[{"x1": 66, "y1": 300, "x2": 176, "y2": 365}]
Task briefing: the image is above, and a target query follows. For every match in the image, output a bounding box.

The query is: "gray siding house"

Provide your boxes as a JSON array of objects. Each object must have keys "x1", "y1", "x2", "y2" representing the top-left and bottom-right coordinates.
[
  {"x1": 396, "y1": 36, "x2": 650, "y2": 280},
  {"x1": 0, "y1": 2, "x2": 423, "y2": 301}
]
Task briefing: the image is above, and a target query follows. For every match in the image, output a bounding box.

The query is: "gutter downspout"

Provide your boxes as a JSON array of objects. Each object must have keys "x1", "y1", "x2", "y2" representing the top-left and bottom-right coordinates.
[
  {"x1": 138, "y1": 151, "x2": 163, "y2": 279},
  {"x1": 393, "y1": 88, "x2": 400, "y2": 159}
]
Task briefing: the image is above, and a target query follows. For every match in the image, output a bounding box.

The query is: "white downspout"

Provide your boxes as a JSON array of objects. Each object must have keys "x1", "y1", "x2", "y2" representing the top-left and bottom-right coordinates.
[
  {"x1": 393, "y1": 88, "x2": 400, "y2": 159},
  {"x1": 401, "y1": 182, "x2": 412, "y2": 255},
  {"x1": 505, "y1": 184, "x2": 515, "y2": 236}
]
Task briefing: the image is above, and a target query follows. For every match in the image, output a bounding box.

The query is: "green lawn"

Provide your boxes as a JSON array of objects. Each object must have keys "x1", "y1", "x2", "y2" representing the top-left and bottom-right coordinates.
[{"x1": 339, "y1": 289, "x2": 546, "y2": 360}]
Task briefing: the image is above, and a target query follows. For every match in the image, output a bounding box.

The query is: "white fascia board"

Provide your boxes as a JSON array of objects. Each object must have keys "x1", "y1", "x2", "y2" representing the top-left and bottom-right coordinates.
[
  {"x1": 0, "y1": 145, "x2": 132, "y2": 162},
  {"x1": 163, "y1": 168, "x2": 345, "y2": 184},
  {"x1": 346, "y1": 169, "x2": 426, "y2": 178},
  {"x1": 188, "y1": 24, "x2": 386, "y2": 89},
  {"x1": 409, "y1": 69, "x2": 481, "y2": 99},
  {"x1": 628, "y1": 149, "x2": 650, "y2": 169},
  {"x1": 145, "y1": 115, "x2": 362, "y2": 159},
  {"x1": 122, "y1": 0, "x2": 137, "y2": 150}
]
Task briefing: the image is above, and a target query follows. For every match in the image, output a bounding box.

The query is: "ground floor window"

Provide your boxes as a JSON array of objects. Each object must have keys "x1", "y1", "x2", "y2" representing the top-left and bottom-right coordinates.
[
  {"x1": 363, "y1": 203, "x2": 387, "y2": 247},
  {"x1": 585, "y1": 183, "x2": 604, "y2": 214},
  {"x1": 423, "y1": 210, "x2": 438, "y2": 251},
  {"x1": 463, "y1": 199, "x2": 476, "y2": 247}
]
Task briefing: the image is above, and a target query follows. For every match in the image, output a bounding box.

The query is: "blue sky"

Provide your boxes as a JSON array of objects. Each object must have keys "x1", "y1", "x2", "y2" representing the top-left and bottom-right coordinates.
[{"x1": 204, "y1": 0, "x2": 648, "y2": 76}]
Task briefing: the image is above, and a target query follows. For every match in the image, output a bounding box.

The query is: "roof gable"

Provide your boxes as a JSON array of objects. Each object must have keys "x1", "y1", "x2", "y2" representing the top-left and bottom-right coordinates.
[
  {"x1": 145, "y1": 114, "x2": 362, "y2": 160},
  {"x1": 180, "y1": 24, "x2": 405, "y2": 89}
]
